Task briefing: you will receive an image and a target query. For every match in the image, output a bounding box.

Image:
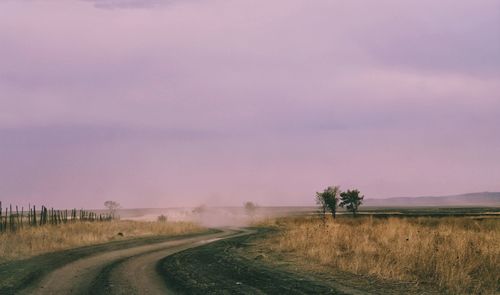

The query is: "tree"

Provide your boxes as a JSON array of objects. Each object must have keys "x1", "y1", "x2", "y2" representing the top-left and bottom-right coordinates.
[
  {"x1": 244, "y1": 201, "x2": 257, "y2": 218},
  {"x1": 316, "y1": 190, "x2": 328, "y2": 223},
  {"x1": 339, "y1": 189, "x2": 364, "y2": 216},
  {"x1": 157, "y1": 214, "x2": 167, "y2": 222},
  {"x1": 192, "y1": 204, "x2": 206, "y2": 215},
  {"x1": 104, "y1": 201, "x2": 120, "y2": 219},
  {"x1": 316, "y1": 186, "x2": 340, "y2": 222},
  {"x1": 324, "y1": 186, "x2": 340, "y2": 219}
]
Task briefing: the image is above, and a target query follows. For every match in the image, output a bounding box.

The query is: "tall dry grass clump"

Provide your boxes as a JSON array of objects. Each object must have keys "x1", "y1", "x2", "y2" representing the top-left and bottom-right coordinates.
[
  {"x1": 267, "y1": 216, "x2": 499, "y2": 294},
  {"x1": 0, "y1": 220, "x2": 203, "y2": 263}
]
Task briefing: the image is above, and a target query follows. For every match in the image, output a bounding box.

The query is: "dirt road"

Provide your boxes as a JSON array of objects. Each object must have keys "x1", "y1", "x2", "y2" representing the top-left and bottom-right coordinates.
[
  {"x1": 0, "y1": 228, "x2": 252, "y2": 295},
  {"x1": 1, "y1": 227, "x2": 438, "y2": 294}
]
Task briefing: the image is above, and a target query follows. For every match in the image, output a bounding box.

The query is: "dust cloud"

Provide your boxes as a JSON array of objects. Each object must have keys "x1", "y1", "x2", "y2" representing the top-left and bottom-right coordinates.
[{"x1": 118, "y1": 206, "x2": 311, "y2": 227}]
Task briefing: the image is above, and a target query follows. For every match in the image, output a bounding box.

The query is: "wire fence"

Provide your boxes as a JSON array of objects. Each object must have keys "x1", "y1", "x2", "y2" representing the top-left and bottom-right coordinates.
[{"x1": 0, "y1": 202, "x2": 114, "y2": 233}]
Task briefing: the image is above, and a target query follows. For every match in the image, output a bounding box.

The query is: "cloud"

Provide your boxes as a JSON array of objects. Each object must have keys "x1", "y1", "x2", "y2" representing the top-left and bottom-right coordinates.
[
  {"x1": 82, "y1": 0, "x2": 181, "y2": 9},
  {"x1": 0, "y1": 0, "x2": 499, "y2": 207},
  {"x1": 355, "y1": 0, "x2": 500, "y2": 77}
]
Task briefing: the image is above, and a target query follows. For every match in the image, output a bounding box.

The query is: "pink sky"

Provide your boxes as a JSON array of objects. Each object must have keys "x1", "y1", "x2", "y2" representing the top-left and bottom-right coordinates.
[{"x1": 0, "y1": 0, "x2": 499, "y2": 208}]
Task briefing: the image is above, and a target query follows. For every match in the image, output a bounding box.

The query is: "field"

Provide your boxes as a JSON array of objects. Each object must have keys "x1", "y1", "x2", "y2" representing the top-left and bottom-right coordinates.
[
  {"x1": 0, "y1": 220, "x2": 204, "y2": 263},
  {"x1": 257, "y1": 214, "x2": 500, "y2": 294},
  {"x1": 1, "y1": 206, "x2": 499, "y2": 294}
]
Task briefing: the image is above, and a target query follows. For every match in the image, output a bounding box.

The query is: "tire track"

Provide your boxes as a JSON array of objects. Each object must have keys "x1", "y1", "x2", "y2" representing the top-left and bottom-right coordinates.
[
  {"x1": 19, "y1": 228, "x2": 251, "y2": 295},
  {"x1": 91, "y1": 228, "x2": 255, "y2": 295}
]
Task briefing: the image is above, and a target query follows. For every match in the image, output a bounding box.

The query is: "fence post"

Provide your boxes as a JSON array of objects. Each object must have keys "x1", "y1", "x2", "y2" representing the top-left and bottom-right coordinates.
[
  {"x1": 33, "y1": 205, "x2": 36, "y2": 226},
  {"x1": 16, "y1": 206, "x2": 20, "y2": 231},
  {"x1": 9, "y1": 204, "x2": 12, "y2": 232}
]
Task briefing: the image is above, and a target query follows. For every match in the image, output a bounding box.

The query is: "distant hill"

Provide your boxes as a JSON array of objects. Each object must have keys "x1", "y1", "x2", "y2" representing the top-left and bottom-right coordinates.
[{"x1": 364, "y1": 192, "x2": 500, "y2": 207}]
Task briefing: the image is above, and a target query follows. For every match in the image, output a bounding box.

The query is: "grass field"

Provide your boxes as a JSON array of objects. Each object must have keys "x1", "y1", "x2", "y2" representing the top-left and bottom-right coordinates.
[
  {"x1": 261, "y1": 215, "x2": 499, "y2": 294},
  {"x1": 0, "y1": 220, "x2": 204, "y2": 263}
]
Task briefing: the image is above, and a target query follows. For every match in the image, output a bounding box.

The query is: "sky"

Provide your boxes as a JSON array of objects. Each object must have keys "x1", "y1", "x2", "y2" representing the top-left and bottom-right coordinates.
[{"x1": 0, "y1": 0, "x2": 499, "y2": 208}]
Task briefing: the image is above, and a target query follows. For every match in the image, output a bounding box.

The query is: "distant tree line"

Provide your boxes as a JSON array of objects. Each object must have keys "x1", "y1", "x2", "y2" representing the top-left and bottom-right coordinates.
[{"x1": 316, "y1": 186, "x2": 364, "y2": 221}]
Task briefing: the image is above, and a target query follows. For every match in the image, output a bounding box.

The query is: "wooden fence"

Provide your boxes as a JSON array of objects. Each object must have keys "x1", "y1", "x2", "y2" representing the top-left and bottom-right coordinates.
[{"x1": 0, "y1": 202, "x2": 114, "y2": 233}]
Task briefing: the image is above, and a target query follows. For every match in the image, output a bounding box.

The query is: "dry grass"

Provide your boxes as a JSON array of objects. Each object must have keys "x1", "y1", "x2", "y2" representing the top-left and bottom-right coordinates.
[
  {"x1": 264, "y1": 216, "x2": 499, "y2": 294},
  {"x1": 0, "y1": 220, "x2": 204, "y2": 263}
]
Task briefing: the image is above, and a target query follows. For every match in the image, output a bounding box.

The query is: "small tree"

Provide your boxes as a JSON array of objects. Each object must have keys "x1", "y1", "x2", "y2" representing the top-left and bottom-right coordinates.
[
  {"x1": 324, "y1": 186, "x2": 340, "y2": 219},
  {"x1": 316, "y1": 186, "x2": 340, "y2": 222},
  {"x1": 104, "y1": 201, "x2": 120, "y2": 219},
  {"x1": 339, "y1": 189, "x2": 364, "y2": 216},
  {"x1": 316, "y1": 190, "x2": 328, "y2": 224},
  {"x1": 244, "y1": 201, "x2": 257, "y2": 218},
  {"x1": 192, "y1": 205, "x2": 206, "y2": 215},
  {"x1": 157, "y1": 214, "x2": 167, "y2": 222}
]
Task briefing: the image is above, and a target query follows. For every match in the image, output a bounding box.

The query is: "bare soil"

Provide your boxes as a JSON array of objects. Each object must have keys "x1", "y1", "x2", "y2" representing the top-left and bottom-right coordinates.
[{"x1": 159, "y1": 228, "x2": 441, "y2": 294}]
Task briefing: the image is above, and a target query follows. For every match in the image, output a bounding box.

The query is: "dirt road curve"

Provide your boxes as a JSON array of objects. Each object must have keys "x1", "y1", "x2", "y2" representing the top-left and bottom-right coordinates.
[
  {"x1": 13, "y1": 228, "x2": 253, "y2": 295},
  {"x1": 1, "y1": 227, "x2": 441, "y2": 294}
]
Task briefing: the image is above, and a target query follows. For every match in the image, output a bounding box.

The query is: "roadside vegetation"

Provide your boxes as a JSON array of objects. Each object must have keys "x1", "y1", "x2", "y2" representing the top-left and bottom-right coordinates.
[
  {"x1": 0, "y1": 220, "x2": 204, "y2": 263},
  {"x1": 0, "y1": 200, "x2": 205, "y2": 262},
  {"x1": 254, "y1": 185, "x2": 499, "y2": 294},
  {"x1": 263, "y1": 216, "x2": 499, "y2": 294}
]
